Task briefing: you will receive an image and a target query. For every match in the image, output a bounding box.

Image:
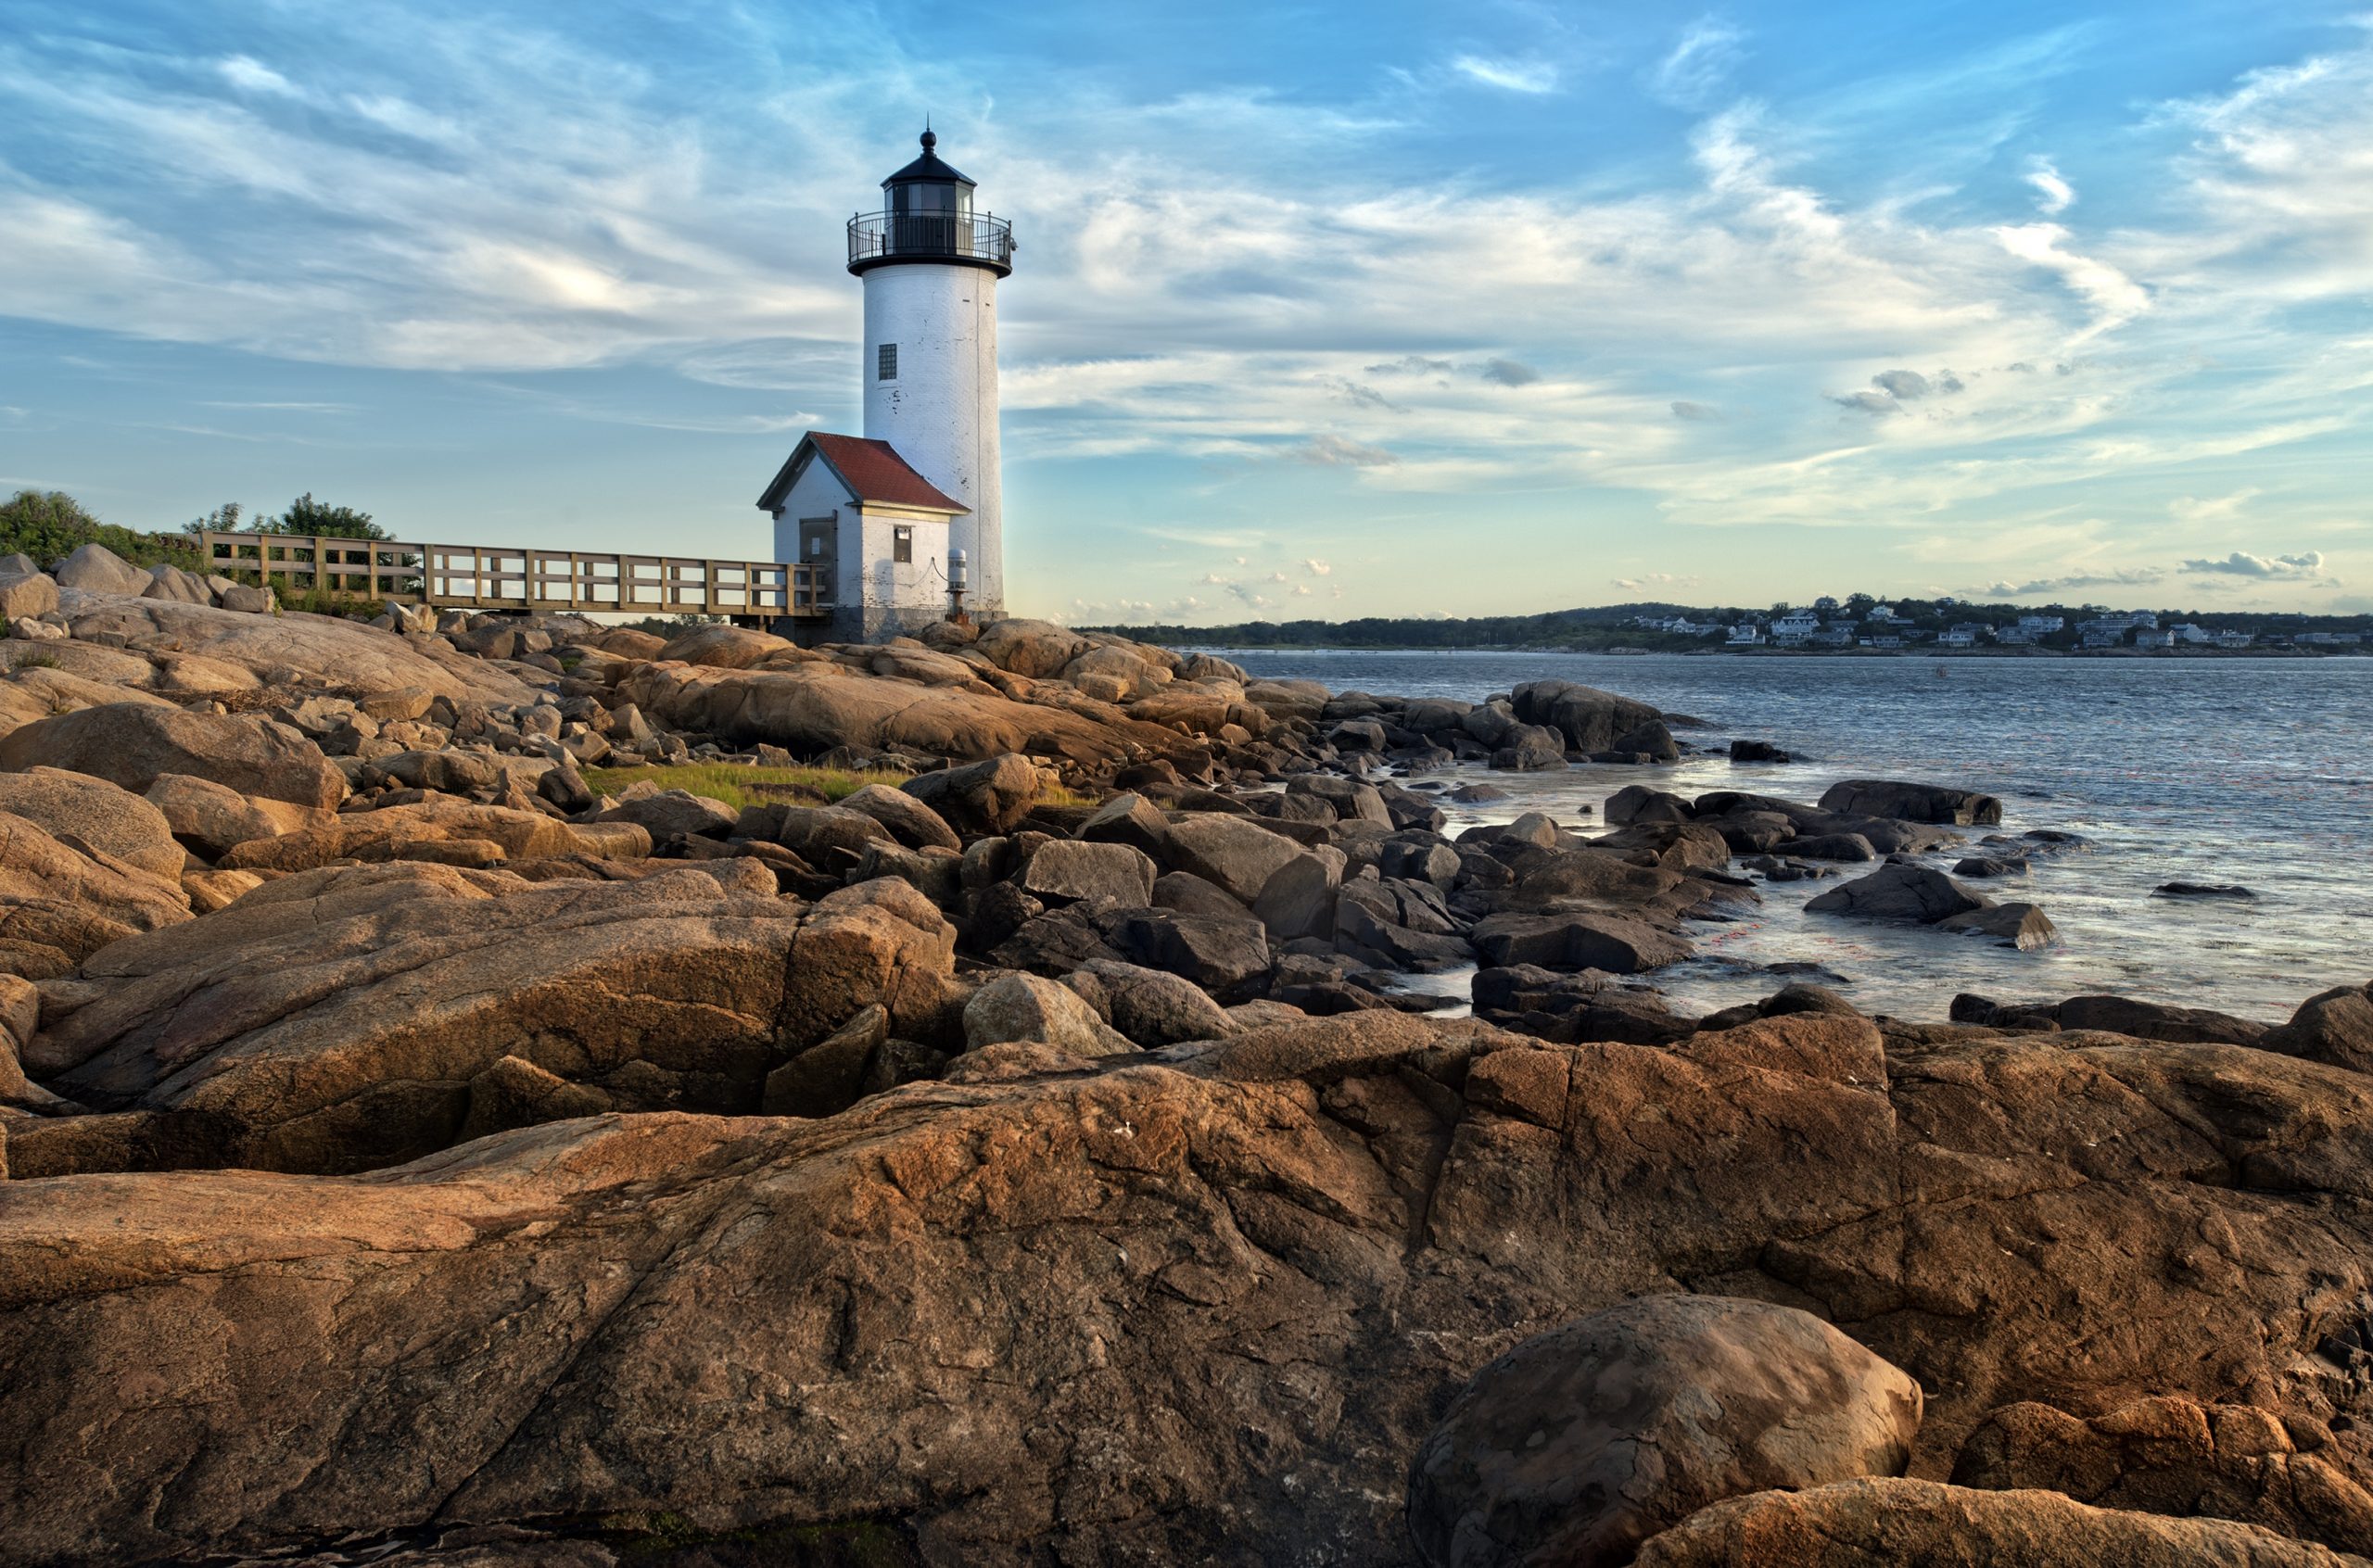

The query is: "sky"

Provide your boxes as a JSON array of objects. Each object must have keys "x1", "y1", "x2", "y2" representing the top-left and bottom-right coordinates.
[{"x1": 1, "y1": 1, "x2": 2369, "y2": 625}]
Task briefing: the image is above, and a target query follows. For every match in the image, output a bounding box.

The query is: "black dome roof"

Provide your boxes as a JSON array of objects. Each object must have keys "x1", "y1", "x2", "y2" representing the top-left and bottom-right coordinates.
[{"x1": 882, "y1": 129, "x2": 975, "y2": 188}]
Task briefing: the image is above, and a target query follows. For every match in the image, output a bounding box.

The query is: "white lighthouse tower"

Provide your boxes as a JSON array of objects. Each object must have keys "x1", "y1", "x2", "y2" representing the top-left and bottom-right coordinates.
[{"x1": 755, "y1": 130, "x2": 1013, "y2": 643}]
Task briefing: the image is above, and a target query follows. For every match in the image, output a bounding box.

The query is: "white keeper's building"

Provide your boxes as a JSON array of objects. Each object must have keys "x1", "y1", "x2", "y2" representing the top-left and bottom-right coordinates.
[{"x1": 757, "y1": 130, "x2": 1013, "y2": 643}]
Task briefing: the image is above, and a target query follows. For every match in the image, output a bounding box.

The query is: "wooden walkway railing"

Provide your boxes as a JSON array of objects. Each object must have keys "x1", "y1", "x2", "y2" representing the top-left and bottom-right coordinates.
[{"x1": 199, "y1": 533, "x2": 828, "y2": 619}]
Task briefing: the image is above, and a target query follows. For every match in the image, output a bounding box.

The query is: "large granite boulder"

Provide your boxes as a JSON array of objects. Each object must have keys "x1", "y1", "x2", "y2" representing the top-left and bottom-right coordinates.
[
  {"x1": 1406, "y1": 1295, "x2": 1923, "y2": 1567},
  {"x1": 60, "y1": 594, "x2": 536, "y2": 702},
  {"x1": 902, "y1": 753, "x2": 1044, "y2": 837},
  {"x1": 1509, "y1": 680, "x2": 1665, "y2": 752},
  {"x1": 0, "y1": 766, "x2": 184, "y2": 878},
  {"x1": 52, "y1": 542, "x2": 148, "y2": 594},
  {"x1": 15, "y1": 1002, "x2": 2373, "y2": 1563},
  {"x1": 614, "y1": 661, "x2": 1176, "y2": 766},
  {"x1": 23, "y1": 864, "x2": 804, "y2": 1174},
  {"x1": 0, "y1": 703, "x2": 347, "y2": 809},
  {"x1": 655, "y1": 623, "x2": 793, "y2": 668},
  {"x1": 217, "y1": 801, "x2": 648, "y2": 872},
  {"x1": 0, "y1": 806, "x2": 191, "y2": 965}
]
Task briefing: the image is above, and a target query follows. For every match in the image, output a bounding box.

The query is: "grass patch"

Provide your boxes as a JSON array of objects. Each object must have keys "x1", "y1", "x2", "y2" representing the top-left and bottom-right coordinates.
[
  {"x1": 582, "y1": 762, "x2": 1092, "y2": 812},
  {"x1": 583, "y1": 763, "x2": 918, "y2": 809}
]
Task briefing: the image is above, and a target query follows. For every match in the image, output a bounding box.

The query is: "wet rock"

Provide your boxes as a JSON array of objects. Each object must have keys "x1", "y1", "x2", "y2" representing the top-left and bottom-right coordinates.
[
  {"x1": 1729, "y1": 739, "x2": 1788, "y2": 763},
  {"x1": 2156, "y1": 881, "x2": 2257, "y2": 900},
  {"x1": 1470, "y1": 909, "x2": 1693, "y2": 973},
  {"x1": 1287, "y1": 773, "x2": 1390, "y2": 826},
  {"x1": 1955, "y1": 854, "x2": 2029, "y2": 878},
  {"x1": 1509, "y1": 680, "x2": 1664, "y2": 752},
  {"x1": 1818, "y1": 778, "x2": 2003, "y2": 826},
  {"x1": 1805, "y1": 864, "x2": 1988, "y2": 924},
  {"x1": 1788, "y1": 832, "x2": 1879, "y2": 863},
  {"x1": 1407, "y1": 1295, "x2": 1922, "y2": 1568},
  {"x1": 1605, "y1": 784, "x2": 1694, "y2": 826},
  {"x1": 1490, "y1": 725, "x2": 1568, "y2": 772},
  {"x1": 1937, "y1": 901, "x2": 2058, "y2": 950}
]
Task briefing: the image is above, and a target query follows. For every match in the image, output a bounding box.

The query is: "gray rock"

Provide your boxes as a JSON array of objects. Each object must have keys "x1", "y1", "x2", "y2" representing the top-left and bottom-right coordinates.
[
  {"x1": 836, "y1": 783, "x2": 962, "y2": 852},
  {"x1": 142, "y1": 564, "x2": 216, "y2": 605},
  {"x1": 1406, "y1": 1294, "x2": 1923, "y2": 1568},
  {"x1": 1076, "y1": 960, "x2": 1237, "y2": 1046},
  {"x1": 595, "y1": 790, "x2": 738, "y2": 841},
  {"x1": 52, "y1": 543, "x2": 148, "y2": 595},
  {"x1": 220, "y1": 584, "x2": 277, "y2": 614},
  {"x1": 902, "y1": 753, "x2": 1043, "y2": 836},
  {"x1": 1076, "y1": 791, "x2": 1171, "y2": 858},
  {"x1": 1161, "y1": 813, "x2": 1305, "y2": 904},
  {"x1": 962, "y1": 972, "x2": 1134, "y2": 1056},
  {"x1": 1287, "y1": 774, "x2": 1390, "y2": 825},
  {"x1": 1788, "y1": 832, "x2": 1878, "y2": 862},
  {"x1": 1018, "y1": 840, "x2": 1158, "y2": 906},
  {"x1": 1490, "y1": 725, "x2": 1567, "y2": 772},
  {"x1": 0, "y1": 571, "x2": 60, "y2": 622},
  {"x1": 1604, "y1": 784, "x2": 1693, "y2": 826}
]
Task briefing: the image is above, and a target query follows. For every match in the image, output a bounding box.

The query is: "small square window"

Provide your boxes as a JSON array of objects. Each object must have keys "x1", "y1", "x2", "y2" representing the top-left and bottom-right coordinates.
[
  {"x1": 877, "y1": 343, "x2": 897, "y2": 381},
  {"x1": 894, "y1": 525, "x2": 913, "y2": 563}
]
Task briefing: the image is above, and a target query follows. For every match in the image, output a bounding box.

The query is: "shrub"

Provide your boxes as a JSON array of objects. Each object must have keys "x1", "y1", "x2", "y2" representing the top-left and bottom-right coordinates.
[{"x1": 0, "y1": 490, "x2": 205, "y2": 572}]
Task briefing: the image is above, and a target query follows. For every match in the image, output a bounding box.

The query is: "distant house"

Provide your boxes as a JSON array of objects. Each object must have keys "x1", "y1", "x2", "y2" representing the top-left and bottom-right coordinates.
[
  {"x1": 1937, "y1": 629, "x2": 1977, "y2": 649},
  {"x1": 1864, "y1": 603, "x2": 1904, "y2": 623},
  {"x1": 2135, "y1": 628, "x2": 2176, "y2": 649},
  {"x1": 1808, "y1": 626, "x2": 1857, "y2": 648},
  {"x1": 1725, "y1": 624, "x2": 1765, "y2": 646},
  {"x1": 1994, "y1": 626, "x2": 2038, "y2": 646},
  {"x1": 2081, "y1": 627, "x2": 2126, "y2": 649},
  {"x1": 2172, "y1": 623, "x2": 2213, "y2": 644},
  {"x1": 1860, "y1": 634, "x2": 1906, "y2": 649},
  {"x1": 2214, "y1": 630, "x2": 2255, "y2": 649},
  {"x1": 1770, "y1": 611, "x2": 1822, "y2": 644},
  {"x1": 2015, "y1": 614, "x2": 2064, "y2": 634}
]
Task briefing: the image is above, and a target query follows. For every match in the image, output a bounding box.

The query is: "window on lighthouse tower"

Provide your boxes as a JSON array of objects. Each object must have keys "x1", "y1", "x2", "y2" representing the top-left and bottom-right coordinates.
[{"x1": 877, "y1": 343, "x2": 897, "y2": 381}]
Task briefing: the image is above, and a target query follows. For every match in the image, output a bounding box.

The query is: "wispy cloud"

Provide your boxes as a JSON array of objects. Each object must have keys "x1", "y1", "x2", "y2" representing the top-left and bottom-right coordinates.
[
  {"x1": 2024, "y1": 158, "x2": 2075, "y2": 215},
  {"x1": 1451, "y1": 55, "x2": 1558, "y2": 95},
  {"x1": 1646, "y1": 18, "x2": 1746, "y2": 108}
]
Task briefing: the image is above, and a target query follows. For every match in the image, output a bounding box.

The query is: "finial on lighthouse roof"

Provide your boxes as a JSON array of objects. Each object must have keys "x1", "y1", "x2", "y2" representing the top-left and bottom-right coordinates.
[{"x1": 920, "y1": 126, "x2": 936, "y2": 152}]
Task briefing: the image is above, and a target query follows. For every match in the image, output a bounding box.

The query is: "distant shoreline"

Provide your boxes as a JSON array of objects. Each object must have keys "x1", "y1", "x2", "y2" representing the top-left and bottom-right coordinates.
[{"x1": 1163, "y1": 642, "x2": 2373, "y2": 659}]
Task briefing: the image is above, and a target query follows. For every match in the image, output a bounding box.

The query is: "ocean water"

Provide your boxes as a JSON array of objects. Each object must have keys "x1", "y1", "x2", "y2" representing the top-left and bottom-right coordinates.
[{"x1": 1212, "y1": 650, "x2": 2373, "y2": 1023}]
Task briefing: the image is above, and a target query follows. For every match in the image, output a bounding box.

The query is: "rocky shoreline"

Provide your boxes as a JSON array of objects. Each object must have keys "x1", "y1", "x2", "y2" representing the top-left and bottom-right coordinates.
[{"x1": 3, "y1": 547, "x2": 2372, "y2": 1566}]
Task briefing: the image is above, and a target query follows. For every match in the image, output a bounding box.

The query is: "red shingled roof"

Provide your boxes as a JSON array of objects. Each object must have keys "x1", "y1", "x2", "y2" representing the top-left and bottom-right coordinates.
[{"x1": 755, "y1": 433, "x2": 968, "y2": 514}]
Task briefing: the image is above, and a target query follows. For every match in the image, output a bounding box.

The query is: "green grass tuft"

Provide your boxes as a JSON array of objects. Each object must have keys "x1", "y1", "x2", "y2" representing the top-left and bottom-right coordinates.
[{"x1": 582, "y1": 762, "x2": 1092, "y2": 813}]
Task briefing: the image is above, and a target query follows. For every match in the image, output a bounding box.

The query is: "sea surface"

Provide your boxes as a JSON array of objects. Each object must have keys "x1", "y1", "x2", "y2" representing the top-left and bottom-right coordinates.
[{"x1": 1209, "y1": 649, "x2": 2373, "y2": 1023}]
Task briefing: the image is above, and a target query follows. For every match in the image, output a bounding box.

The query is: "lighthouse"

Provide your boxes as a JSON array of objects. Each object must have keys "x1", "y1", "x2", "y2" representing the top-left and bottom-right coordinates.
[{"x1": 756, "y1": 130, "x2": 1014, "y2": 643}]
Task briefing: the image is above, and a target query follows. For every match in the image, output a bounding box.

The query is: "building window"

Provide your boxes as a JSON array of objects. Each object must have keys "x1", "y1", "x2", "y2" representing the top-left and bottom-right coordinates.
[
  {"x1": 877, "y1": 343, "x2": 897, "y2": 381},
  {"x1": 893, "y1": 525, "x2": 913, "y2": 563}
]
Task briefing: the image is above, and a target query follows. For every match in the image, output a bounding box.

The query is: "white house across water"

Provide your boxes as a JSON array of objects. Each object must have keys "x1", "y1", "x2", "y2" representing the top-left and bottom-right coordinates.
[{"x1": 757, "y1": 130, "x2": 1014, "y2": 643}]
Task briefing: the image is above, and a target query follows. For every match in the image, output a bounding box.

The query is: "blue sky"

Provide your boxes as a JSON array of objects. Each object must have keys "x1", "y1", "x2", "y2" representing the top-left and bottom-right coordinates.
[{"x1": 2, "y1": 1, "x2": 2369, "y2": 622}]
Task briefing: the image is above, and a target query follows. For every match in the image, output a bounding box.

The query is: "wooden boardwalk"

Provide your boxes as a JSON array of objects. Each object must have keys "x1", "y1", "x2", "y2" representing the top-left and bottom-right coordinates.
[{"x1": 200, "y1": 533, "x2": 828, "y2": 620}]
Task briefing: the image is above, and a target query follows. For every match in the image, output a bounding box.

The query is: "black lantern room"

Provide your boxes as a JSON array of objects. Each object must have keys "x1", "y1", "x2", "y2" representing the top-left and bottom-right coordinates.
[{"x1": 847, "y1": 130, "x2": 1014, "y2": 277}]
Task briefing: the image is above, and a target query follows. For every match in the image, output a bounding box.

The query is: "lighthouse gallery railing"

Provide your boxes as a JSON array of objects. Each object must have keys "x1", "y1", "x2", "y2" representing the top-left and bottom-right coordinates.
[{"x1": 846, "y1": 211, "x2": 1014, "y2": 270}]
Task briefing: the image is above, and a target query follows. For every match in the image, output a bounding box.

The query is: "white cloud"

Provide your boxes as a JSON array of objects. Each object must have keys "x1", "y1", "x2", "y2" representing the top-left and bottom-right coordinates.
[
  {"x1": 1450, "y1": 55, "x2": 1557, "y2": 95},
  {"x1": 217, "y1": 57, "x2": 300, "y2": 99},
  {"x1": 1646, "y1": 18, "x2": 1746, "y2": 109},
  {"x1": 1301, "y1": 558, "x2": 1332, "y2": 576},
  {"x1": 2181, "y1": 549, "x2": 2329, "y2": 578},
  {"x1": 2024, "y1": 158, "x2": 2075, "y2": 215}
]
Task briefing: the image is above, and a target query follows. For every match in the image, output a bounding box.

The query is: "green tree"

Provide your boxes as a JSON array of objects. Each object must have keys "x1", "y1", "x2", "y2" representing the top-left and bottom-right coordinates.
[
  {"x1": 184, "y1": 501, "x2": 245, "y2": 537},
  {"x1": 0, "y1": 489, "x2": 202, "y2": 571},
  {"x1": 266, "y1": 493, "x2": 385, "y2": 540}
]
